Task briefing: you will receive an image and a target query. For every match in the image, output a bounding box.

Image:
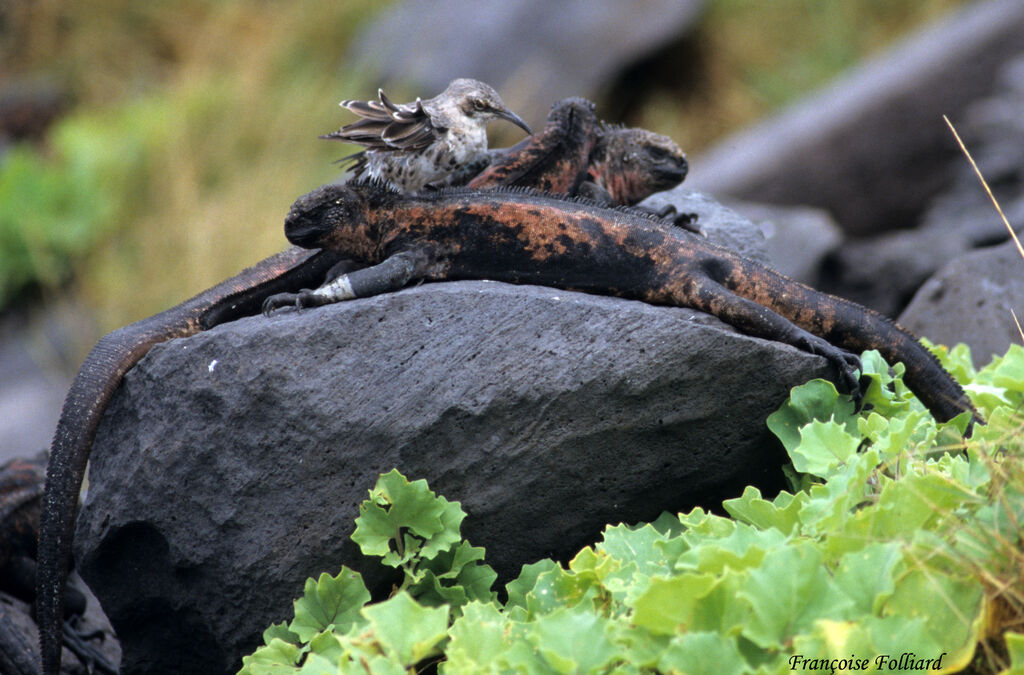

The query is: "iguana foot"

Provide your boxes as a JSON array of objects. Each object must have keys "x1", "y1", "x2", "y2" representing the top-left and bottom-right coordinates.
[
  {"x1": 797, "y1": 334, "x2": 862, "y2": 400},
  {"x1": 261, "y1": 289, "x2": 320, "y2": 315},
  {"x1": 649, "y1": 204, "x2": 704, "y2": 236},
  {"x1": 62, "y1": 618, "x2": 118, "y2": 675}
]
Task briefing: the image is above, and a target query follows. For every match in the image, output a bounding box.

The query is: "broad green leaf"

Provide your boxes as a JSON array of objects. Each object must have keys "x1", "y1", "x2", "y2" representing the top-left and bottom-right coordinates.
[
  {"x1": 290, "y1": 568, "x2": 370, "y2": 642},
  {"x1": 797, "y1": 449, "x2": 879, "y2": 536},
  {"x1": 852, "y1": 472, "x2": 974, "y2": 541},
  {"x1": 412, "y1": 540, "x2": 497, "y2": 608},
  {"x1": 723, "y1": 486, "x2": 807, "y2": 535},
  {"x1": 790, "y1": 419, "x2": 860, "y2": 479},
  {"x1": 361, "y1": 592, "x2": 449, "y2": 665},
  {"x1": 306, "y1": 631, "x2": 343, "y2": 668},
  {"x1": 650, "y1": 511, "x2": 685, "y2": 537},
  {"x1": 988, "y1": 344, "x2": 1024, "y2": 392},
  {"x1": 618, "y1": 626, "x2": 673, "y2": 669},
  {"x1": 924, "y1": 339, "x2": 976, "y2": 384},
  {"x1": 529, "y1": 603, "x2": 624, "y2": 674},
  {"x1": 832, "y1": 542, "x2": 903, "y2": 614},
  {"x1": 857, "y1": 409, "x2": 933, "y2": 462},
  {"x1": 658, "y1": 632, "x2": 747, "y2": 675},
  {"x1": 443, "y1": 601, "x2": 511, "y2": 671},
  {"x1": 506, "y1": 559, "x2": 559, "y2": 611},
  {"x1": 526, "y1": 566, "x2": 594, "y2": 616},
  {"x1": 569, "y1": 546, "x2": 631, "y2": 603},
  {"x1": 767, "y1": 379, "x2": 856, "y2": 453},
  {"x1": 237, "y1": 638, "x2": 301, "y2": 675},
  {"x1": 598, "y1": 523, "x2": 672, "y2": 577},
  {"x1": 295, "y1": 652, "x2": 338, "y2": 675},
  {"x1": 882, "y1": 567, "x2": 984, "y2": 666},
  {"x1": 677, "y1": 522, "x2": 787, "y2": 575},
  {"x1": 858, "y1": 349, "x2": 915, "y2": 417},
  {"x1": 631, "y1": 573, "x2": 717, "y2": 635},
  {"x1": 738, "y1": 542, "x2": 855, "y2": 648},
  {"x1": 1005, "y1": 632, "x2": 1024, "y2": 672},
  {"x1": 262, "y1": 621, "x2": 300, "y2": 647},
  {"x1": 350, "y1": 469, "x2": 465, "y2": 564}
]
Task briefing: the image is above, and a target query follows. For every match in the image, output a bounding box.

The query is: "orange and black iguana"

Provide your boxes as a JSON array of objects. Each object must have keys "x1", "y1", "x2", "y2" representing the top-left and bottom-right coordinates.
[
  {"x1": 36, "y1": 97, "x2": 684, "y2": 675},
  {"x1": 262, "y1": 181, "x2": 980, "y2": 431}
]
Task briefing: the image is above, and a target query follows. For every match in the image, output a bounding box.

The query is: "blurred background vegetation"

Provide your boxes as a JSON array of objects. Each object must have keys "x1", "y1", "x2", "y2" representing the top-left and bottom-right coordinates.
[{"x1": 0, "y1": 0, "x2": 966, "y2": 361}]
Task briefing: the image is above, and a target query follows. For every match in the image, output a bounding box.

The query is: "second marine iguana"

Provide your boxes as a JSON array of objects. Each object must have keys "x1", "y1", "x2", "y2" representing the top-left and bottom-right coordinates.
[
  {"x1": 1, "y1": 458, "x2": 118, "y2": 674},
  {"x1": 36, "y1": 98, "x2": 689, "y2": 675},
  {"x1": 263, "y1": 181, "x2": 980, "y2": 429}
]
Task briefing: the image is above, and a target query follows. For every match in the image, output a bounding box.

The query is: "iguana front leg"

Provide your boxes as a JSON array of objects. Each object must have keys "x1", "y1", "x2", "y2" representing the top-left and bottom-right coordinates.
[{"x1": 263, "y1": 250, "x2": 431, "y2": 312}]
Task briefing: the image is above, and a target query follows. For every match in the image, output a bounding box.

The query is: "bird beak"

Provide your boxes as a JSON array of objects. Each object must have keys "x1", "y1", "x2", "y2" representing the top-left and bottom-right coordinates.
[{"x1": 497, "y1": 109, "x2": 532, "y2": 135}]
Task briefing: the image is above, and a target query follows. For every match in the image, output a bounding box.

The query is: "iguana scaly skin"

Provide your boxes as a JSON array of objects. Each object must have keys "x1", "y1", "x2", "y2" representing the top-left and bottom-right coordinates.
[
  {"x1": 264, "y1": 182, "x2": 979, "y2": 428},
  {"x1": 1, "y1": 457, "x2": 118, "y2": 674},
  {"x1": 37, "y1": 98, "x2": 688, "y2": 674},
  {"x1": 36, "y1": 246, "x2": 341, "y2": 674},
  {"x1": 465, "y1": 98, "x2": 688, "y2": 209}
]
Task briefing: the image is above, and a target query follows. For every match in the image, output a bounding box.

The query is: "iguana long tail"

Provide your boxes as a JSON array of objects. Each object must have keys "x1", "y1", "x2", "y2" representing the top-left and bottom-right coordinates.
[
  {"x1": 672, "y1": 252, "x2": 978, "y2": 424},
  {"x1": 36, "y1": 247, "x2": 338, "y2": 674}
]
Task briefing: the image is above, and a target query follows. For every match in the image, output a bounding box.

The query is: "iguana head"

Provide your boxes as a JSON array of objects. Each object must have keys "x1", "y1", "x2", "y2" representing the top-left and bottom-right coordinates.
[
  {"x1": 284, "y1": 181, "x2": 393, "y2": 261},
  {"x1": 589, "y1": 126, "x2": 688, "y2": 205}
]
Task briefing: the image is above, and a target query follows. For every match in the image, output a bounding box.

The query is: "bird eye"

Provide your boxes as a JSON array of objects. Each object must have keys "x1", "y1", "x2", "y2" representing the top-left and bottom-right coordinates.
[{"x1": 472, "y1": 98, "x2": 487, "y2": 111}]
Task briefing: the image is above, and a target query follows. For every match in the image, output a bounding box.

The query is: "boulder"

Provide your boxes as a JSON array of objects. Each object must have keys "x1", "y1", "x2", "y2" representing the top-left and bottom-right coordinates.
[
  {"x1": 724, "y1": 201, "x2": 843, "y2": 285},
  {"x1": 899, "y1": 239, "x2": 1024, "y2": 368},
  {"x1": 76, "y1": 277, "x2": 836, "y2": 673},
  {"x1": 818, "y1": 49, "x2": 1024, "y2": 317},
  {"x1": 639, "y1": 189, "x2": 772, "y2": 264},
  {"x1": 689, "y1": 0, "x2": 1024, "y2": 237}
]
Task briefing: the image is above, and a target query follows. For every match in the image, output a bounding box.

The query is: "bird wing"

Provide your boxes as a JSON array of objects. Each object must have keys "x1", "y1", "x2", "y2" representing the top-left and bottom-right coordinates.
[{"x1": 321, "y1": 88, "x2": 444, "y2": 152}]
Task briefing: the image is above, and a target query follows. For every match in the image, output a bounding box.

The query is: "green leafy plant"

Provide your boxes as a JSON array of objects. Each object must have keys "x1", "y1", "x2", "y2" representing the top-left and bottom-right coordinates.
[{"x1": 241, "y1": 345, "x2": 1024, "y2": 674}]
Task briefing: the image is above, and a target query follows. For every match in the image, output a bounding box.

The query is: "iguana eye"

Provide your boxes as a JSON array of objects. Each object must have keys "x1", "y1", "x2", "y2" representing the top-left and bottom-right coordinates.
[{"x1": 647, "y1": 146, "x2": 670, "y2": 160}]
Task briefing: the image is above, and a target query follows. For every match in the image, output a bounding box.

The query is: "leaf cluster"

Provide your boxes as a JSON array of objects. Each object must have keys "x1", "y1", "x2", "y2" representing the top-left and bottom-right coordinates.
[{"x1": 240, "y1": 346, "x2": 1024, "y2": 674}]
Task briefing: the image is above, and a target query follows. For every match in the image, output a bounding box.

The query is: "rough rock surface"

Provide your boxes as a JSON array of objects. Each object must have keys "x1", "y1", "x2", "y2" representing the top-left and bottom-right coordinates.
[
  {"x1": 76, "y1": 277, "x2": 836, "y2": 674},
  {"x1": 639, "y1": 189, "x2": 771, "y2": 265},
  {"x1": 819, "y1": 49, "x2": 1024, "y2": 317},
  {"x1": 724, "y1": 202, "x2": 843, "y2": 285},
  {"x1": 0, "y1": 574, "x2": 120, "y2": 675},
  {"x1": 899, "y1": 240, "x2": 1024, "y2": 368},
  {"x1": 689, "y1": 0, "x2": 1024, "y2": 237},
  {"x1": 348, "y1": 0, "x2": 705, "y2": 125}
]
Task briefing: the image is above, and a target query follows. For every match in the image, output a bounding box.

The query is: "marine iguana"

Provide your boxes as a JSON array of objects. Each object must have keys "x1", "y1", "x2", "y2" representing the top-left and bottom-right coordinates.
[
  {"x1": 36, "y1": 99, "x2": 687, "y2": 674},
  {"x1": 322, "y1": 78, "x2": 532, "y2": 191},
  {"x1": 1, "y1": 458, "x2": 117, "y2": 674},
  {"x1": 262, "y1": 181, "x2": 979, "y2": 430},
  {"x1": 463, "y1": 99, "x2": 689, "y2": 214}
]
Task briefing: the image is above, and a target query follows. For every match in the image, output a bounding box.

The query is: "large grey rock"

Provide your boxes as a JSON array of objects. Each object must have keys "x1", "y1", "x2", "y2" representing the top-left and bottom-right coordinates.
[
  {"x1": 76, "y1": 279, "x2": 836, "y2": 674},
  {"x1": 818, "y1": 50, "x2": 1024, "y2": 317},
  {"x1": 689, "y1": 0, "x2": 1024, "y2": 236},
  {"x1": 639, "y1": 189, "x2": 771, "y2": 264},
  {"x1": 0, "y1": 574, "x2": 120, "y2": 675},
  {"x1": 725, "y1": 202, "x2": 843, "y2": 285},
  {"x1": 348, "y1": 0, "x2": 705, "y2": 126},
  {"x1": 899, "y1": 240, "x2": 1024, "y2": 368}
]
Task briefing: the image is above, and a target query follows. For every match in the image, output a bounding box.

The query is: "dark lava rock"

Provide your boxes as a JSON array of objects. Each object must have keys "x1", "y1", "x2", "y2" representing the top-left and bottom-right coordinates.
[
  {"x1": 690, "y1": 0, "x2": 1024, "y2": 237},
  {"x1": 725, "y1": 202, "x2": 843, "y2": 285},
  {"x1": 899, "y1": 240, "x2": 1024, "y2": 368},
  {"x1": 348, "y1": 0, "x2": 705, "y2": 125},
  {"x1": 0, "y1": 575, "x2": 119, "y2": 675},
  {"x1": 818, "y1": 49, "x2": 1024, "y2": 317},
  {"x1": 639, "y1": 189, "x2": 772, "y2": 264},
  {"x1": 77, "y1": 278, "x2": 836, "y2": 674}
]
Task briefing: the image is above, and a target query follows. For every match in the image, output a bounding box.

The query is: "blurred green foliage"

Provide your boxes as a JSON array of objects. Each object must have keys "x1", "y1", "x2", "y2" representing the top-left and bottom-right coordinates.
[{"x1": 0, "y1": 100, "x2": 162, "y2": 305}]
